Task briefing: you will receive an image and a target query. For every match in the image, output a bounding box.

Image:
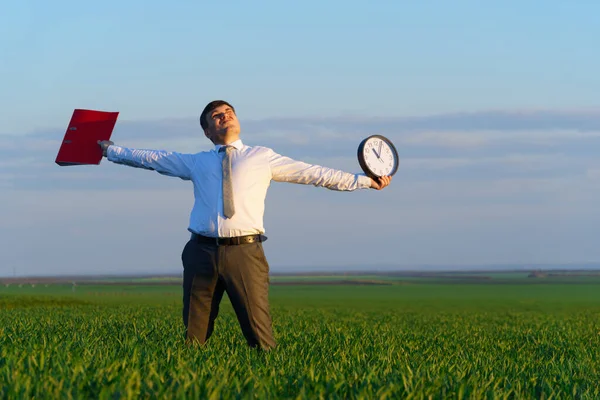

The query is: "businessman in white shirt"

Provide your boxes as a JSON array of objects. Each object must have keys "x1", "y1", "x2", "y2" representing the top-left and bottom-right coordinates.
[{"x1": 99, "y1": 100, "x2": 391, "y2": 350}]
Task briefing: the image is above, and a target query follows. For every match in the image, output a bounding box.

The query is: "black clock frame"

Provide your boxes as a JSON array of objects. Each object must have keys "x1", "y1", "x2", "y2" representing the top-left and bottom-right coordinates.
[{"x1": 357, "y1": 134, "x2": 399, "y2": 179}]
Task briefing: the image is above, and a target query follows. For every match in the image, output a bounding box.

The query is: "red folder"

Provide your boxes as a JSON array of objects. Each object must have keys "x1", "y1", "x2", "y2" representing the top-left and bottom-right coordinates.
[{"x1": 55, "y1": 109, "x2": 119, "y2": 166}]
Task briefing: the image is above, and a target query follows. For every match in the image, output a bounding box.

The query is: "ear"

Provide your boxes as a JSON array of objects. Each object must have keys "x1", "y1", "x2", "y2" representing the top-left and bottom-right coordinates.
[{"x1": 204, "y1": 129, "x2": 213, "y2": 143}]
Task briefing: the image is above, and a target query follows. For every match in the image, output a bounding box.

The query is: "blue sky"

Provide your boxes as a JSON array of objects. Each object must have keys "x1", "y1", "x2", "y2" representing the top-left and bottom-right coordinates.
[{"x1": 1, "y1": 1, "x2": 599, "y2": 276}]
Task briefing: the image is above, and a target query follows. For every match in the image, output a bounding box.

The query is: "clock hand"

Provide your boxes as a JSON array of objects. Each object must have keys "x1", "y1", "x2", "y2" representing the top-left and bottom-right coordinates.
[
  {"x1": 372, "y1": 148, "x2": 380, "y2": 158},
  {"x1": 378, "y1": 142, "x2": 382, "y2": 157}
]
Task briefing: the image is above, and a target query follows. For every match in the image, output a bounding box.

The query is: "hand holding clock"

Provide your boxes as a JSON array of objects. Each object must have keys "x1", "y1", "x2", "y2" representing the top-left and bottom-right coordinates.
[{"x1": 370, "y1": 175, "x2": 392, "y2": 190}]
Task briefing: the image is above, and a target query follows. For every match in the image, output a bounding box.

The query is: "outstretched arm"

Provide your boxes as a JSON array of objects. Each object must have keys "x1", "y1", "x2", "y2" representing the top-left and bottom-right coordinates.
[
  {"x1": 99, "y1": 140, "x2": 196, "y2": 180},
  {"x1": 267, "y1": 148, "x2": 391, "y2": 191}
]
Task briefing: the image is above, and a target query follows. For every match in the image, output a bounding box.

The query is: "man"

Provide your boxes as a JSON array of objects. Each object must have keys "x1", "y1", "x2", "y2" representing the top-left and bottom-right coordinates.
[{"x1": 99, "y1": 100, "x2": 392, "y2": 350}]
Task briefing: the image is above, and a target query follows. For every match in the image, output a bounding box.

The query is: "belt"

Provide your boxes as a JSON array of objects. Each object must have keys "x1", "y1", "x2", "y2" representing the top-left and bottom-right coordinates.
[{"x1": 190, "y1": 233, "x2": 266, "y2": 246}]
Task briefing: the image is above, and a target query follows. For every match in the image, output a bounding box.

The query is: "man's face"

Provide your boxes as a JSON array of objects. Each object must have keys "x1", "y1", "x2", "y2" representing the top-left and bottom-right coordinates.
[{"x1": 203, "y1": 104, "x2": 241, "y2": 143}]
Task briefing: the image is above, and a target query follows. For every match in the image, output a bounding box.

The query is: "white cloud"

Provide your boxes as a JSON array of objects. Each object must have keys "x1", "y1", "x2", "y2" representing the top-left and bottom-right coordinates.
[
  {"x1": 0, "y1": 157, "x2": 48, "y2": 169},
  {"x1": 400, "y1": 131, "x2": 488, "y2": 147},
  {"x1": 587, "y1": 168, "x2": 600, "y2": 180},
  {"x1": 0, "y1": 136, "x2": 60, "y2": 151},
  {"x1": 397, "y1": 130, "x2": 600, "y2": 148},
  {"x1": 0, "y1": 174, "x2": 15, "y2": 189},
  {"x1": 400, "y1": 176, "x2": 584, "y2": 199},
  {"x1": 407, "y1": 158, "x2": 476, "y2": 169}
]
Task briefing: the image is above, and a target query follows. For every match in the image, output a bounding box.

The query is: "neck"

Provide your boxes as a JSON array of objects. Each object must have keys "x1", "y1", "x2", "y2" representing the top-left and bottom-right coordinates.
[{"x1": 214, "y1": 135, "x2": 239, "y2": 146}]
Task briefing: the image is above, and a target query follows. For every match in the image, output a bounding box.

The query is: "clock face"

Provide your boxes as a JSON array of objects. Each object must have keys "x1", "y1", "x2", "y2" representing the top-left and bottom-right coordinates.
[{"x1": 360, "y1": 136, "x2": 398, "y2": 177}]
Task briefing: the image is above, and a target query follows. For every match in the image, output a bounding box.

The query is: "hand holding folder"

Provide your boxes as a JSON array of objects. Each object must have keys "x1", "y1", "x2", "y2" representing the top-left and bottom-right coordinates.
[{"x1": 55, "y1": 109, "x2": 119, "y2": 166}]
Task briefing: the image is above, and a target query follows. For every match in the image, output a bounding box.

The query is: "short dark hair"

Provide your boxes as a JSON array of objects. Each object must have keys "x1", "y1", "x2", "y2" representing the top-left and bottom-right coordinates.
[{"x1": 200, "y1": 100, "x2": 236, "y2": 130}]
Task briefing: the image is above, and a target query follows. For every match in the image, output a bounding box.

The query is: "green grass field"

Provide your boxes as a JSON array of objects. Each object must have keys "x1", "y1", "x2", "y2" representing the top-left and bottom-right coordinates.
[{"x1": 2, "y1": 278, "x2": 600, "y2": 399}]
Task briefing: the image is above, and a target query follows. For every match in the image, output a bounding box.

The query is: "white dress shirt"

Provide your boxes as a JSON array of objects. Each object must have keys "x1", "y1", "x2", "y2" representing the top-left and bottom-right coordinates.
[{"x1": 107, "y1": 139, "x2": 372, "y2": 237}]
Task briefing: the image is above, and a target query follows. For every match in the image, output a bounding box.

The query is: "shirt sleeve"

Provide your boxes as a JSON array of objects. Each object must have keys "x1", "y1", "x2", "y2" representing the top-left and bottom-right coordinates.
[
  {"x1": 267, "y1": 148, "x2": 372, "y2": 191},
  {"x1": 106, "y1": 145, "x2": 196, "y2": 180}
]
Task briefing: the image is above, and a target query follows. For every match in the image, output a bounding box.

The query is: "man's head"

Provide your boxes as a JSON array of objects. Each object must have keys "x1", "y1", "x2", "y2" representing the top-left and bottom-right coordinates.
[{"x1": 200, "y1": 100, "x2": 241, "y2": 145}]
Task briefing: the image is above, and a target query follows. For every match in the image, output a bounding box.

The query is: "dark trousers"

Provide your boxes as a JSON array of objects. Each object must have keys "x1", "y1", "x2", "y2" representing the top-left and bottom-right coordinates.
[{"x1": 181, "y1": 239, "x2": 276, "y2": 349}]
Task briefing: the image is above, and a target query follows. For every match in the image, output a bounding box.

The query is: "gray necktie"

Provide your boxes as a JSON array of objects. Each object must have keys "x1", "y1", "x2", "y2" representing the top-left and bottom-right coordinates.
[{"x1": 220, "y1": 146, "x2": 235, "y2": 219}]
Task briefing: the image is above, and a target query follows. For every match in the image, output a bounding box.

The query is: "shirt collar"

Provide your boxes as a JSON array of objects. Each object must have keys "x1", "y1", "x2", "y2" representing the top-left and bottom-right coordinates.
[{"x1": 214, "y1": 139, "x2": 243, "y2": 152}]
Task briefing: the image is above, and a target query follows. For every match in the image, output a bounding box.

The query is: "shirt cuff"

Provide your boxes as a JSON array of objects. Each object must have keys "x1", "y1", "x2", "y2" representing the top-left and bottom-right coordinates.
[
  {"x1": 358, "y1": 175, "x2": 372, "y2": 189},
  {"x1": 106, "y1": 145, "x2": 120, "y2": 161}
]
